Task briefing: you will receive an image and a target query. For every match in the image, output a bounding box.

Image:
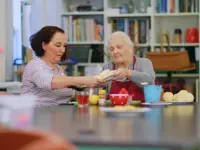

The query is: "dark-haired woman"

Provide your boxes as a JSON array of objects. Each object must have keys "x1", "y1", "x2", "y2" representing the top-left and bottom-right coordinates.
[{"x1": 21, "y1": 26, "x2": 103, "y2": 107}]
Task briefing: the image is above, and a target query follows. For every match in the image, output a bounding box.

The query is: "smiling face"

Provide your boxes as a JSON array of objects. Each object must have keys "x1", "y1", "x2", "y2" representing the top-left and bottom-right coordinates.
[
  {"x1": 108, "y1": 35, "x2": 133, "y2": 65},
  {"x1": 42, "y1": 32, "x2": 67, "y2": 63}
]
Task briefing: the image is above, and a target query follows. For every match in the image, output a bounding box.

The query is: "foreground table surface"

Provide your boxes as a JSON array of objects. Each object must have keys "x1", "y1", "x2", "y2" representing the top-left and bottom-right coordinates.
[{"x1": 33, "y1": 103, "x2": 200, "y2": 149}]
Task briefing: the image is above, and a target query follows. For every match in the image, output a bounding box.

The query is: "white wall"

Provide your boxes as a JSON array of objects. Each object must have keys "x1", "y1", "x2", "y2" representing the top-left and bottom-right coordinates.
[
  {"x1": 0, "y1": 0, "x2": 6, "y2": 81},
  {"x1": 31, "y1": 0, "x2": 61, "y2": 34},
  {"x1": 0, "y1": 0, "x2": 61, "y2": 81},
  {"x1": 13, "y1": 0, "x2": 22, "y2": 62},
  {"x1": 0, "y1": 0, "x2": 13, "y2": 81}
]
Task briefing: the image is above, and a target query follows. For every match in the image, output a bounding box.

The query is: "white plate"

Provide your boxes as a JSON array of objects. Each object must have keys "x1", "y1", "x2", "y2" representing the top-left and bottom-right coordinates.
[
  {"x1": 170, "y1": 101, "x2": 194, "y2": 105},
  {"x1": 102, "y1": 74, "x2": 115, "y2": 82},
  {"x1": 142, "y1": 102, "x2": 172, "y2": 106},
  {"x1": 99, "y1": 107, "x2": 151, "y2": 113}
]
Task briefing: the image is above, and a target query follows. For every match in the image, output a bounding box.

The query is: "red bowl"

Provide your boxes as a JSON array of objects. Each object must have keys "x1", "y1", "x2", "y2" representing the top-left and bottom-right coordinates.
[{"x1": 109, "y1": 94, "x2": 129, "y2": 106}]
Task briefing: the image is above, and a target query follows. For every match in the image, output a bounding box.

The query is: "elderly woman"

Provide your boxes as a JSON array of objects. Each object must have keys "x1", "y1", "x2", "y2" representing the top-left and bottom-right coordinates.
[
  {"x1": 102, "y1": 31, "x2": 155, "y2": 103},
  {"x1": 21, "y1": 26, "x2": 102, "y2": 106}
]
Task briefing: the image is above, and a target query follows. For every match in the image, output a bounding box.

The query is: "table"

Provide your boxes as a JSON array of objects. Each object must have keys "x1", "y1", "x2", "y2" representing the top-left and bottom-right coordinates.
[
  {"x1": 33, "y1": 104, "x2": 200, "y2": 150},
  {"x1": 0, "y1": 82, "x2": 21, "y2": 94}
]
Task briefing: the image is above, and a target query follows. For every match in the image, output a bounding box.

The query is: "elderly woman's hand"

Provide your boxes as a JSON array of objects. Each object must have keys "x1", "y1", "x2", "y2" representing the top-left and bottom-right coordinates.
[
  {"x1": 83, "y1": 76, "x2": 104, "y2": 88},
  {"x1": 113, "y1": 68, "x2": 132, "y2": 80}
]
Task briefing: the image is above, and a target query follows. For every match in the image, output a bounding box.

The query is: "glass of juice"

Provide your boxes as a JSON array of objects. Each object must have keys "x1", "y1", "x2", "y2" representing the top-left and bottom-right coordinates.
[{"x1": 76, "y1": 90, "x2": 89, "y2": 107}]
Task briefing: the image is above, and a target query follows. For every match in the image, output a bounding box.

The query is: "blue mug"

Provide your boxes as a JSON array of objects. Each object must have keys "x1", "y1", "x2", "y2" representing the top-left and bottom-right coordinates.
[
  {"x1": 143, "y1": 85, "x2": 162, "y2": 103},
  {"x1": 120, "y1": 4, "x2": 128, "y2": 14}
]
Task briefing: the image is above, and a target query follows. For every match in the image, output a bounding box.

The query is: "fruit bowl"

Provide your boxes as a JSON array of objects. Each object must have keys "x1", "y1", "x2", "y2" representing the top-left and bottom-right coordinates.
[{"x1": 109, "y1": 94, "x2": 129, "y2": 106}]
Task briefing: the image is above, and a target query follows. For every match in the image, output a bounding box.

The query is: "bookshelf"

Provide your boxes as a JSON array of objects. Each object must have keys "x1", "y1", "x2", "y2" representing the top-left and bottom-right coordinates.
[
  {"x1": 106, "y1": 13, "x2": 151, "y2": 17},
  {"x1": 154, "y1": 12, "x2": 199, "y2": 16},
  {"x1": 154, "y1": 43, "x2": 199, "y2": 47},
  {"x1": 61, "y1": 11, "x2": 104, "y2": 16},
  {"x1": 60, "y1": 0, "x2": 199, "y2": 79},
  {"x1": 67, "y1": 41, "x2": 104, "y2": 45}
]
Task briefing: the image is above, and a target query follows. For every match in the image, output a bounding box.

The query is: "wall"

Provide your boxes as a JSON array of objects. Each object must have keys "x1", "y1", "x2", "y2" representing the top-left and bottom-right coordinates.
[
  {"x1": 0, "y1": 0, "x2": 13, "y2": 81},
  {"x1": 0, "y1": 0, "x2": 6, "y2": 81},
  {"x1": 31, "y1": 0, "x2": 61, "y2": 34},
  {"x1": 0, "y1": 0, "x2": 61, "y2": 81}
]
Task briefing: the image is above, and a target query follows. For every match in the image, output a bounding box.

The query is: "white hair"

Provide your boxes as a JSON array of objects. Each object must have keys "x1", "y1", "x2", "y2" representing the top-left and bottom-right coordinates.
[{"x1": 108, "y1": 31, "x2": 134, "y2": 47}]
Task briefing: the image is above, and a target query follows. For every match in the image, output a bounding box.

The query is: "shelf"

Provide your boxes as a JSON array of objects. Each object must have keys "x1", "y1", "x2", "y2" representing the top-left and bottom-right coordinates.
[
  {"x1": 106, "y1": 13, "x2": 151, "y2": 18},
  {"x1": 75, "y1": 63, "x2": 105, "y2": 66},
  {"x1": 59, "y1": 0, "x2": 200, "y2": 78},
  {"x1": 154, "y1": 12, "x2": 199, "y2": 17},
  {"x1": 154, "y1": 43, "x2": 199, "y2": 47},
  {"x1": 61, "y1": 11, "x2": 104, "y2": 16},
  {"x1": 156, "y1": 74, "x2": 199, "y2": 78},
  {"x1": 67, "y1": 41, "x2": 104, "y2": 45},
  {"x1": 137, "y1": 43, "x2": 151, "y2": 47},
  {"x1": 67, "y1": 42, "x2": 150, "y2": 46}
]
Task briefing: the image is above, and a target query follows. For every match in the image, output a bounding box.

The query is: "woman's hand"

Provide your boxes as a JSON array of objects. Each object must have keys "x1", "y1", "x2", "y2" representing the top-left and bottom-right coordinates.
[
  {"x1": 82, "y1": 76, "x2": 104, "y2": 88},
  {"x1": 113, "y1": 68, "x2": 132, "y2": 80},
  {"x1": 97, "y1": 80, "x2": 110, "y2": 87}
]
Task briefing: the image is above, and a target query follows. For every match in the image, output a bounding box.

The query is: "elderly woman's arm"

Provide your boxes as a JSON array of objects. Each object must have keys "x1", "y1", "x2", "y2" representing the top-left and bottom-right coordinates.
[{"x1": 130, "y1": 58, "x2": 155, "y2": 87}]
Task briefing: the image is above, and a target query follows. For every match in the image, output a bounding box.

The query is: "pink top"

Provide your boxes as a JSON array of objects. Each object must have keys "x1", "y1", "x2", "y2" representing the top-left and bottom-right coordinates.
[{"x1": 21, "y1": 57, "x2": 74, "y2": 107}]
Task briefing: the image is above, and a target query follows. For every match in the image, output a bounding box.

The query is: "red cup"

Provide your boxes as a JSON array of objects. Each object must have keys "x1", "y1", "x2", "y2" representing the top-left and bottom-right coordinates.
[
  {"x1": 185, "y1": 28, "x2": 199, "y2": 43},
  {"x1": 76, "y1": 91, "x2": 89, "y2": 107}
]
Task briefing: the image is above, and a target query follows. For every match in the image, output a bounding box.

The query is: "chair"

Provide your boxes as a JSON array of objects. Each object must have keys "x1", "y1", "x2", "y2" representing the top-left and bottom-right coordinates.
[
  {"x1": 0, "y1": 129, "x2": 76, "y2": 150},
  {"x1": 0, "y1": 92, "x2": 12, "y2": 95}
]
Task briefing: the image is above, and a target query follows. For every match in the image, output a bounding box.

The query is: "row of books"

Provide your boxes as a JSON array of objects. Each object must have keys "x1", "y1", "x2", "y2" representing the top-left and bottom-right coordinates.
[
  {"x1": 63, "y1": 17, "x2": 104, "y2": 42},
  {"x1": 156, "y1": 0, "x2": 199, "y2": 13},
  {"x1": 109, "y1": 18, "x2": 150, "y2": 44}
]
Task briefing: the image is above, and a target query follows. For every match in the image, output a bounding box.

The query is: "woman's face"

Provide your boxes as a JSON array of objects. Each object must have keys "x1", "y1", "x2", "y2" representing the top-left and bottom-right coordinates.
[
  {"x1": 108, "y1": 36, "x2": 132, "y2": 64},
  {"x1": 42, "y1": 32, "x2": 66, "y2": 62}
]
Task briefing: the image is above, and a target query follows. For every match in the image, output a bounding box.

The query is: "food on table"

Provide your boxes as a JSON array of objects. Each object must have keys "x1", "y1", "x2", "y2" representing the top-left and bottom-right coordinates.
[
  {"x1": 173, "y1": 94, "x2": 178, "y2": 101},
  {"x1": 119, "y1": 88, "x2": 128, "y2": 94},
  {"x1": 174, "y1": 94, "x2": 186, "y2": 102},
  {"x1": 163, "y1": 90, "x2": 194, "y2": 102},
  {"x1": 163, "y1": 92, "x2": 174, "y2": 102},
  {"x1": 98, "y1": 89, "x2": 106, "y2": 105},
  {"x1": 99, "y1": 89, "x2": 106, "y2": 95},
  {"x1": 95, "y1": 69, "x2": 115, "y2": 80},
  {"x1": 124, "y1": 105, "x2": 137, "y2": 110},
  {"x1": 98, "y1": 89, "x2": 106, "y2": 99},
  {"x1": 130, "y1": 100, "x2": 141, "y2": 105},
  {"x1": 114, "y1": 105, "x2": 138, "y2": 111},
  {"x1": 179, "y1": 90, "x2": 188, "y2": 95},
  {"x1": 186, "y1": 93, "x2": 194, "y2": 102},
  {"x1": 89, "y1": 95, "x2": 99, "y2": 105},
  {"x1": 114, "y1": 106, "x2": 127, "y2": 111},
  {"x1": 105, "y1": 100, "x2": 112, "y2": 105},
  {"x1": 173, "y1": 90, "x2": 194, "y2": 102}
]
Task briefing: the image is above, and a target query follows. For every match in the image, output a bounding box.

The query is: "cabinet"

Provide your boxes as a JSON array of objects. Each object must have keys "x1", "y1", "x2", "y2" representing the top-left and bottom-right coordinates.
[{"x1": 60, "y1": 0, "x2": 199, "y2": 79}]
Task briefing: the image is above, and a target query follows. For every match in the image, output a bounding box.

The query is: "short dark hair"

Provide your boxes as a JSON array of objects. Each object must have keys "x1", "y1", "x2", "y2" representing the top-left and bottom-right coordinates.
[{"x1": 30, "y1": 26, "x2": 67, "y2": 62}]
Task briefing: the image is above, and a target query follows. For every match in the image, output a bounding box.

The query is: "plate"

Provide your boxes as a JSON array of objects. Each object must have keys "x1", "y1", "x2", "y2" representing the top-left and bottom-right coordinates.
[
  {"x1": 100, "y1": 107, "x2": 151, "y2": 113},
  {"x1": 102, "y1": 74, "x2": 115, "y2": 82},
  {"x1": 130, "y1": 100, "x2": 141, "y2": 105},
  {"x1": 170, "y1": 101, "x2": 194, "y2": 105},
  {"x1": 142, "y1": 102, "x2": 172, "y2": 106},
  {"x1": 105, "y1": 100, "x2": 141, "y2": 106}
]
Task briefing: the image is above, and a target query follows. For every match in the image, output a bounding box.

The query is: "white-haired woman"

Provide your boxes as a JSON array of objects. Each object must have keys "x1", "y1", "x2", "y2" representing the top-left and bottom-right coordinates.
[{"x1": 102, "y1": 31, "x2": 155, "y2": 103}]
